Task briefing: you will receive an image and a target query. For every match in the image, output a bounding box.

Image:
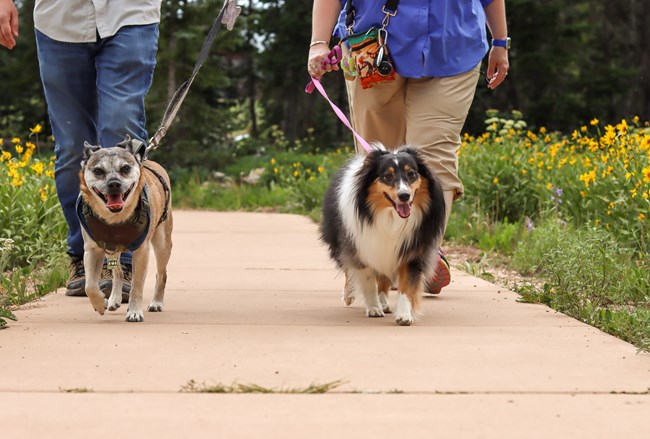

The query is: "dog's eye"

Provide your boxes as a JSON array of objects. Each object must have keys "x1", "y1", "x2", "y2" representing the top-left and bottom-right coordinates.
[
  {"x1": 383, "y1": 172, "x2": 395, "y2": 183},
  {"x1": 120, "y1": 165, "x2": 132, "y2": 175},
  {"x1": 92, "y1": 168, "x2": 105, "y2": 178},
  {"x1": 407, "y1": 170, "x2": 418, "y2": 181}
]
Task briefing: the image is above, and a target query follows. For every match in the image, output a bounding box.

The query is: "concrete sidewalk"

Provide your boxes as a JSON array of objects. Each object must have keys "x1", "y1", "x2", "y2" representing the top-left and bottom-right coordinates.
[{"x1": 1, "y1": 211, "x2": 649, "y2": 438}]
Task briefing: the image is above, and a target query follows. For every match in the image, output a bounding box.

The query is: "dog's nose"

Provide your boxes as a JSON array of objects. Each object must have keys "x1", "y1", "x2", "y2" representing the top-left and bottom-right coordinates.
[
  {"x1": 107, "y1": 179, "x2": 122, "y2": 194},
  {"x1": 398, "y1": 191, "x2": 410, "y2": 202}
]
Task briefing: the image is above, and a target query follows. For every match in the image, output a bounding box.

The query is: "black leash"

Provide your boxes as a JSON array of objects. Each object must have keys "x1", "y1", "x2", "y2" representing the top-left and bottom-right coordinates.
[{"x1": 146, "y1": 0, "x2": 241, "y2": 157}]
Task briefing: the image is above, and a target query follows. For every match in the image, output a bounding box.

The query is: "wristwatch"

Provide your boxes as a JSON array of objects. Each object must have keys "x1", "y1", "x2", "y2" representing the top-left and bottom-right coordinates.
[{"x1": 492, "y1": 37, "x2": 511, "y2": 49}]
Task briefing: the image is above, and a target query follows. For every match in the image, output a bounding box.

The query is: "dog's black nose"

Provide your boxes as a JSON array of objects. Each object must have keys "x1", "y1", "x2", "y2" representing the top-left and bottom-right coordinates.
[
  {"x1": 398, "y1": 192, "x2": 410, "y2": 202},
  {"x1": 107, "y1": 179, "x2": 122, "y2": 194}
]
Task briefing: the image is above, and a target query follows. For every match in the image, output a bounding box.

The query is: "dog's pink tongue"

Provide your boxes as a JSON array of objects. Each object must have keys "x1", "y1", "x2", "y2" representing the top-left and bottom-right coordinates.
[
  {"x1": 396, "y1": 203, "x2": 411, "y2": 218},
  {"x1": 106, "y1": 193, "x2": 125, "y2": 209}
]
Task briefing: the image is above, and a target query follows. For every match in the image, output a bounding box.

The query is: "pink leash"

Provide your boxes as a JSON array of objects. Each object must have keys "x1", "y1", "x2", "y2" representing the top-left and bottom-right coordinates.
[{"x1": 305, "y1": 47, "x2": 374, "y2": 153}]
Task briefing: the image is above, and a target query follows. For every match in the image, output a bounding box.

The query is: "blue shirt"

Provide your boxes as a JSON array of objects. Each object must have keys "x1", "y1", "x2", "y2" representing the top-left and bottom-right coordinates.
[{"x1": 335, "y1": 0, "x2": 493, "y2": 78}]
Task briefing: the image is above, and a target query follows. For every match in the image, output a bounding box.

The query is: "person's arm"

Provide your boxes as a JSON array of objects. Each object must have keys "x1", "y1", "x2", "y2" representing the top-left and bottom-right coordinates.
[
  {"x1": 0, "y1": 0, "x2": 19, "y2": 49},
  {"x1": 484, "y1": 0, "x2": 509, "y2": 89},
  {"x1": 307, "y1": 0, "x2": 342, "y2": 79}
]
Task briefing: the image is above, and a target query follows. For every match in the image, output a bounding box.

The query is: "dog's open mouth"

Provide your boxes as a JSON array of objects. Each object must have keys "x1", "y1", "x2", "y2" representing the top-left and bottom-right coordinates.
[
  {"x1": 94, "y1": 185, "x2": 134, "y2": 213},
  {"x1": 384, "y1": 193, "x2": 411, "y2": 218}
]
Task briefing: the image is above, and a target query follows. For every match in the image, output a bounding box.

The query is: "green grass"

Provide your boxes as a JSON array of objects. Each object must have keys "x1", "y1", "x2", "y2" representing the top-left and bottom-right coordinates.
[
  {"x1": 509, "y1": 219, "x2": 650, "y2": 350},
  {"x1": 179, "y1": 379, "x2": 345, "y2": 394}
]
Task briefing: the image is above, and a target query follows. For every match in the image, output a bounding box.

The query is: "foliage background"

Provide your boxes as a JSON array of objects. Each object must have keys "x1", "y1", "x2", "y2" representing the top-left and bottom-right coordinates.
[{"x1": 1, "y1": 0, "x2": 649, "y2": 171}]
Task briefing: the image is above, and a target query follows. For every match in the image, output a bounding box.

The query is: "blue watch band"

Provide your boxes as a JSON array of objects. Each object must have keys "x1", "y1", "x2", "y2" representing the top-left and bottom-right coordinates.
[{"x1": 492, "y1": 37, "x2": 511, "y2": 49}]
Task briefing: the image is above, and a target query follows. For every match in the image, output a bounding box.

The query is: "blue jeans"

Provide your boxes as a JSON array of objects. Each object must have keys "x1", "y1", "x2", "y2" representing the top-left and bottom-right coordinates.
[{"x1": 36, "y1": 24, "x2": 159, "y2": 265}]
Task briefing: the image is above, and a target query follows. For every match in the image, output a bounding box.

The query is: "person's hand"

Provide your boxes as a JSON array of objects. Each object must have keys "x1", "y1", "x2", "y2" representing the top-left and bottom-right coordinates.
[
  {"x1": 307, "y1": 43, "x2": 339, "y2": 80},
  {"x1": 486, "y1": 46, "x2": 509, "y2": 89},
  {"x1": 0, "y1": 0, "x2": 19, "y2": 49}
]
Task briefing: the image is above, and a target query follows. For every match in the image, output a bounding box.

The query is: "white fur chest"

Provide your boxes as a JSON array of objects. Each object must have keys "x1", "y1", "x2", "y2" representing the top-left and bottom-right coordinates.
[{"x1": 337, "y1": 158, "x2": 423, "y2": 277}]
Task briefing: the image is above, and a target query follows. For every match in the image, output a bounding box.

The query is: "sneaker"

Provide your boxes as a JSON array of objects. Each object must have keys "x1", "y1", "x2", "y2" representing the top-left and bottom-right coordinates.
[
  {"x1": 98, "y1": 263, "x2": 131, "y2": 304},
  {"x1": 426, "y1": 250, "x2": 451, "y2": 295},
  {"x1": 65, "y1": 255, "x2": 86, "y2": 296}
]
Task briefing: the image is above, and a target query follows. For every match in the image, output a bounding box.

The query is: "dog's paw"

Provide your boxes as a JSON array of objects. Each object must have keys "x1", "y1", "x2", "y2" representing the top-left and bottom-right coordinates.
[
  {"x1": 125, "y1": 310, "x2": 144, "y2": 322},
  {"x1": 87, "y1": 290, "x2": 106, "y2": 315},
  {"x1": 378, "y1": 293, "x2": 392, "y2": 313},
  {"x1": 342, "y1": 288, "x2": 355, "y2": 306},
  {"x1": 107, "y1": 299, "x2": 121, "y2": 312},
  {"x1": 394, "y1": 294, "x2": 413, "y2": 325},
  {"x1": 147, "y1": 302, "x2": 164, "y2": 312},
  {"x1": 366, "y1": 306, "x2": 385, "y2": 318},
  {"x1": 395, "y1": 313, "x2": 413, "y2": 326}
]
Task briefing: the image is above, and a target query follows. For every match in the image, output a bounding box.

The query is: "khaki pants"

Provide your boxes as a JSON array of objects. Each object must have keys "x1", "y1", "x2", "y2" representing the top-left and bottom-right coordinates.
[{"x1": 345, "y1": 65, "x2": 481, "y2": 225}]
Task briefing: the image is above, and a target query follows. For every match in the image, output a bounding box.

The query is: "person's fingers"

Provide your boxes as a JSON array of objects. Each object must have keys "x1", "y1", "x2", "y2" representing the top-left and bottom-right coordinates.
[
  {"x1": 486, "y1": 50, "x2": 509, "y2": 89},
  {"x1": 11, "y1": 8, "x2": 18, "y2": 37},
  {"x1": 0, "y1": 7, "x2": 18, "y2": 49},
  {"x1": 307, "y1": 59, "x2": 324, "y2": 79},
  {"x1": 0, "y1": 27, "x2": 16, "y2": 49}
]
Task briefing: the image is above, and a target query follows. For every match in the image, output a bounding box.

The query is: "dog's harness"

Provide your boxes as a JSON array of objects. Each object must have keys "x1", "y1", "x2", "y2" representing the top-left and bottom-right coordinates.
[{"x1": 75, "y1": 166, "x2": 170, "y2": 253}]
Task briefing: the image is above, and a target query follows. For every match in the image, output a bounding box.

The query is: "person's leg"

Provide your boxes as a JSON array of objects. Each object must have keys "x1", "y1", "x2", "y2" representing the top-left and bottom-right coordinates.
[
  {"x1": 404, "y1": 65, "x2": 481, "y2": 294},
  {"x1": 35, "y1": 30, "x2": 99, "y2": 295},
  {"x1": 95, "y1": 23, "x2": 159, "y2": 269},
  {"x1": 36, "y1": 30, "x2": 99, "y2": 260},
  {"x1": 404, "y1": 65, "x2": 481, "y2": 230},
  {"x1": 344, "y1": 73, "x2": 407, "y2": 151}
]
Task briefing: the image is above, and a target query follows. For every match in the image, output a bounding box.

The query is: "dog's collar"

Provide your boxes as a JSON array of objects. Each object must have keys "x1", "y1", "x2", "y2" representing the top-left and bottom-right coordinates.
[{"x1": 76, "y1": 186, "x2": 151, "y2": 253}]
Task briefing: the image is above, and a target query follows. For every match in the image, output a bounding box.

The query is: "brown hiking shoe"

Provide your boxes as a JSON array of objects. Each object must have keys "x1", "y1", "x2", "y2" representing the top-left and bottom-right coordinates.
[
  {"x1": 98, "y1": 263, "x2": 131, "y2": 304},
  {"x1": 65, "y1": 255, "x2": 86, "y2": 296}
]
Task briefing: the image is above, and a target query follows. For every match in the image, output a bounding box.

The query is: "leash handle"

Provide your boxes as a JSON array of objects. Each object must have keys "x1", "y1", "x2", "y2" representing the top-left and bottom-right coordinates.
[{"x1": 305, "y1": 77, "x2": 373, "y2": 153}]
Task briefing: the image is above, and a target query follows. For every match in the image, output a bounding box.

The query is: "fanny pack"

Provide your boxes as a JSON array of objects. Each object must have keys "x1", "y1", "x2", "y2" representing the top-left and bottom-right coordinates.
[{"x1": 340, "y1": 0, "x2": 399, "y2": 89}]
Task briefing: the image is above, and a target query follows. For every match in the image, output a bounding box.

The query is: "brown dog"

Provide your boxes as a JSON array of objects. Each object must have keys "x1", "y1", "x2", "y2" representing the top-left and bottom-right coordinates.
[{"x1": 78, "y1": 135, "x2": 173, "y2": 322}]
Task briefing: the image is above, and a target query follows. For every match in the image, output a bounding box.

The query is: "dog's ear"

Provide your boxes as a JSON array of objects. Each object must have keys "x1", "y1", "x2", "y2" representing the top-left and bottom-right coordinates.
[
  {"x1": 81, "y1": 142, "x2": 101, "y2": 169},
  {"x1": 117, "y1": 134, "x2": 147, "y2": 163},
  {"x1": 402, "y1": 147, "x2": 432, "y2": 178},
  {"x1": 82, "y1": 142, "x2": 101, "y2": 164}
]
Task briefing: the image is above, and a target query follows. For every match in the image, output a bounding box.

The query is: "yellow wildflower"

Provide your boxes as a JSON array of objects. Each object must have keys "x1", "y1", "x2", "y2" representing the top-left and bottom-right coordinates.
[
  {"x1": 590, "y1": 118, "x2": 599, "y2": 126},
  {"x1": 31, "y1": 162, "x2": 45, "y2": 175},
  {"x1": 493, "y1": 177, "x2": 499, "y2": 184},
  {"x1": 317, "y1": 166, "x2": 325, "y2": 173},
  {"x1": 15, "y1": 145, "x2": 24, "y2": 154},
  {"x1": 271, "y1": 158, "x2": 276, "y2": 165},
  {"x1": 11, "y1": 137, "x2": 20, "y2": 143},
  {"x1": 293, "y1": 170, "x2": 299, "y2": 177},
  {"x1": 579, "y1": 169, "x2": 597, "y2": 187},
  {"x1": 640, "y1": 213, "x2": 646, "y2": 221},
  {"x1": 30, "y1": 124, "x2": 43, "y2": 134},
  {"x1": 642, "y1": 166, "x2": 650, "y2": 183}
]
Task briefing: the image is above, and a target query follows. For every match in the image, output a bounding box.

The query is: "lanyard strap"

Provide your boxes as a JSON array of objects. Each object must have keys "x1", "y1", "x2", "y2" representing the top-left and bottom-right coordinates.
[{"x1": 345, "y1": 0, "x2": 400, "y2": 30}]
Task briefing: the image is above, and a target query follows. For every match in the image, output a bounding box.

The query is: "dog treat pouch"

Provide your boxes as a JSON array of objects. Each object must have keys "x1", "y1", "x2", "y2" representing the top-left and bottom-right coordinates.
[{"x1": 344, "y1": 27, "x2": 396, "y2": 89}]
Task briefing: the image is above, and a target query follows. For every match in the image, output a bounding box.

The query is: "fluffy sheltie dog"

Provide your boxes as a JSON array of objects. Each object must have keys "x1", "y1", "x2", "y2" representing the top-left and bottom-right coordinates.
[{"x1": 320, "y1": 145, "x2": 446, "y2": 326}]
